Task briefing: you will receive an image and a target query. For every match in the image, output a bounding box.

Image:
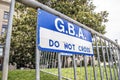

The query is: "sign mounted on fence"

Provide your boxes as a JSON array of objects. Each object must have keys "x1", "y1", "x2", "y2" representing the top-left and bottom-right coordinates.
[{"x1": 37, "y1": 9, "x2": 93, "y2": 55}]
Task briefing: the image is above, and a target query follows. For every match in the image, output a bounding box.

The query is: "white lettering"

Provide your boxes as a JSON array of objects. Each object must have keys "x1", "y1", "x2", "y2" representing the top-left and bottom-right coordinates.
[
  {"x1": 68, "y1": 23, "x2": 75, "y2": 36},
  {"x1": 55, "y1": 18, "x2": 65, "y2": 32},
  {"x1": 78, "y1": 28, "x2": 84, "y2": 39}
]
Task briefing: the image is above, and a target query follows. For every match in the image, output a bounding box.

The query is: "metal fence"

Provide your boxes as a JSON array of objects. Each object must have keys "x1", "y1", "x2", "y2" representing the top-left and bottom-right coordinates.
[
  {"x1": 2, "y1": 0, "x2": 120, "y2": 80},
  {"x1": 39, "y1": 34, "x2": 120, "y2": 80}
]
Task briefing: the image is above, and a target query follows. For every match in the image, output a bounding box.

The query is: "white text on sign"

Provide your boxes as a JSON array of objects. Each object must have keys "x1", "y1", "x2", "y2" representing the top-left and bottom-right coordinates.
[{"x1": 55, "y1": 18, "x2": 86, "y2": 40}]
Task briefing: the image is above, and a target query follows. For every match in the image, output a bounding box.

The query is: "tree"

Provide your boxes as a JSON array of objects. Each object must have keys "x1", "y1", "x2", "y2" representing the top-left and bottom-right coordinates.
[
  {"x1": 1, "y1": 0, "x2": 108, "y2": 68},
  {"x1": 9, "y1": 3, "x2": 36, "y2": 68},
  {"x1": 51, "y1": 0, "x2": 108, "y2": 34}
]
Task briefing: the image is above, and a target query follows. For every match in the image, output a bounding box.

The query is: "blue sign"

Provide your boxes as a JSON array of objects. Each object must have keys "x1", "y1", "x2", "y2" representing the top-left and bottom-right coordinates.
[{"x1": 37, "y1": 9, "x2": 93, "y2": 55}]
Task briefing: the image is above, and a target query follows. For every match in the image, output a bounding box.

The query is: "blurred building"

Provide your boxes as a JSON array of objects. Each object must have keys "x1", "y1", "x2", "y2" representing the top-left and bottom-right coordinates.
[
  {"x1": 0, "y1": 0, "x2": 11, "y2": 70},
  {"x1": 0, "y1": 0, "x2": 11, "y2": 36}
]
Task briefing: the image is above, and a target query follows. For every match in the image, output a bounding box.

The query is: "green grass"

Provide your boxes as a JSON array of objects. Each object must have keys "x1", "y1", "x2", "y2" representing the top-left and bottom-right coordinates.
[
  {"x1": 0, "y1": 67, "x2": 118, "y2": 80},
  {"x1": 0, "y1": 70, "x2": 58, "y2": 80},
  {"x1": 44, "y1": 66, "x2": 117, "y2": 80}
]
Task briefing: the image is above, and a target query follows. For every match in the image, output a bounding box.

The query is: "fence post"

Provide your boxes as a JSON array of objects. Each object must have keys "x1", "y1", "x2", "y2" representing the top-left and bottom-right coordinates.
[
  {"x1": 118, "y1": 48, "x2": 120, "y2": 80},
  {"x1": 105, "y1": 41, "x2": 113, "y2": 80},
  {"x1": 58, "y1": 53, "x2": 62, "y2": 80},
  {"x1": 115, "y1": 40, "x2": 120, "y2": 80},
  {"x1": 36, "y1": 48, "x2": 40, "y2": 80},
  {"x1": 84, "y1": 55, "x2": 88, "y2": 80},
  {"x1": 36, "y1": 8, "x2": 41, "y2": 80},
  {"x1": 73, "y1": 54, "x2": 77, "y2": 80},
  {"x1": 94, "y1": 34, "x2": 103, "y2": 80},
  {"x1": 115, "y1": 39, "x2": 120, "y2": 80},
  {"x1": 2, "y1": 0, "x2": 15, "y2": 80},
  {"x1": 100, "y1": 38, "x2": 108, "y2": 80},
  {"x1": 108, "y1": 42, "x2": 117, "y2": 80},
  {"x1": 92, "y1": 56, "x2": 97, "y2": 80}
]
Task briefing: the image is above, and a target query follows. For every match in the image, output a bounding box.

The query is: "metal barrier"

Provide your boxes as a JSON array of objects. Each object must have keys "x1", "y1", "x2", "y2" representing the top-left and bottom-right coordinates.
[
  {"x1": 39, "y1": 35, "x2": 120, "y2": 80},
  {"x1": 39, "y1": 37, "x2": 120, "y2": 80},
  {"x1": 2, "y1": 0, "x2": 120, "y2": 80}
]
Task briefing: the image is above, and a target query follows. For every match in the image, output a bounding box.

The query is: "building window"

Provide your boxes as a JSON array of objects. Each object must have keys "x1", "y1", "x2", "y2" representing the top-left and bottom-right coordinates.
[
  {"x1": 3, "y1": 11, "x2": 9, "y2": 19},
  {"x1": 1, "y1": 24, "x2": 8, "y2": 35}
]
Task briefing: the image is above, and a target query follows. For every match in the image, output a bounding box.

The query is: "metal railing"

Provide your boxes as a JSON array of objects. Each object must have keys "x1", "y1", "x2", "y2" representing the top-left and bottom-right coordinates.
[
  {"x1": 2, "y1": 0, "x2": 120, "y2": 80},
  {"x1": 39, "y1": 39, "x2": 120, "y2": 80}
]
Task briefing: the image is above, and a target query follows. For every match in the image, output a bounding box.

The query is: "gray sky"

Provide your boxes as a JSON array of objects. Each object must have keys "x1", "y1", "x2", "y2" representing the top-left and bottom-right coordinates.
[{"x1": 93, "y1": 0, "x2": 120, "y2": 44}]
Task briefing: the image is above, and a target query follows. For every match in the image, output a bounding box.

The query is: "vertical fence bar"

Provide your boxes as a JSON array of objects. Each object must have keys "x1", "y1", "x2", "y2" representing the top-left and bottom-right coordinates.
[
  {"x1": 43, "y1": 52, "x2": 45, "y2": 68},
  {"x1": 48, "y1": 52, "x2": 50, "y2": 68},
  {"x1": 84, "y1": 55, "x2": 88, "y2": 80},
  {"x1": 92, "y1": 56, "x2": 97, "y2": 80},
  {"x1": 61, "y1": 55, "x2": 63, "y2": 68},
  {"x1": 53, "y1": 53, "x2": 55, "y2": 68},
  {"x1": 51, "y1": 53, "x2": 53, "y2": 68},
  {"x1": 36, "y1": 8, "x2": 40, "y2": 80},
  {"x1": 64, "y1": 56, "x2": 66, "y2": 68},
  {"x1": 80, "y1": 55, "x2": 82, "y2": 80},
  {"x1": 43, "y1": 52, "x2": 45, "y2": 66},
  {"x1": 53, "y1": 53, "x2": 56, "y2": 68},
  {"x1": 115, "y1": 40, "x2": 120, "y2": 80},
  {"x1": 40, "y1": 52, "x2": 42, "y2": 69},
  {"x1": 44, "y1": 53, "x2": 48, "y2": 68},
  {"x1": 2, "y1": 0, "x2": 15, "y2": 80},
  {"x1": 49, "y1": 52, "x2": 52, "y2": 69},
  {"x1": 58, "y1": 53, "x2": 62, "y2": 80},
  {"x1": 105, "y1": 41, "x2": 113, "y2": 80},
  {"x1": 36, "y1": 49, "x2": 40, "y2": 80},
  {"x1": 115, "y1": 48, "x2": 120, "y2": 79},
  {"x1": 118, "y1": 48, "x2": 120, "y2": 79},
  {"x1": 46, "y1": 52, "x2": 48, "y2": 68},
  {"x1": 108, "y1": 42, "x2": 117, "y2": 80},
  {"x1": 90, "y1": 56, "x2": 92, "y2": 80},
  {"x1": 92, "y1": 36, "x2": 97, "y2": 80},
  {"x1": 111, "y1": 44, "x2": 119, "y2": 79},
  {"x1": 55, "y1": 53, "x2": 57, "y2": 68},
  {"x1": 100, "y1": 38, "x2": 108, "y2": 80},
  {"x1": 73, "y1": 54, "x2": 77, "y2": 80},
  {"x1": 94, "y1": 34, "x2": 103, "y2": 80}
]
